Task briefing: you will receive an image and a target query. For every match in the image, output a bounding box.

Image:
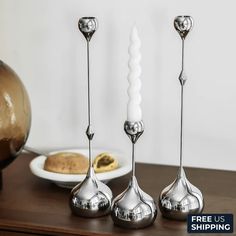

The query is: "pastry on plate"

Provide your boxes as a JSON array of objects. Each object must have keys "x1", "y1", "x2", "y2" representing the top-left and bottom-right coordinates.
[
  {"x1": 44, "y1": 152, "x2": 89, "y2": 174},
  {"x1": 93, "y1": 152, "x2": 119, "y2": 173}
]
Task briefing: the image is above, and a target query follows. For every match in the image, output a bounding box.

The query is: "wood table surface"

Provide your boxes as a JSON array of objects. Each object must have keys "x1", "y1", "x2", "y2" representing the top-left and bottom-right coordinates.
[{"x1": 0, "y1": 153, "x2": 235, "y2": 236}]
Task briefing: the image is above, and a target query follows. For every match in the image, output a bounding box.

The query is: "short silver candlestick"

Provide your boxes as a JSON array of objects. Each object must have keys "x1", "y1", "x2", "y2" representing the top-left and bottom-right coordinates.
[
  {"x1": 70, "y1": 17, "x2": 112, "y2": 217},
  {"x1": 159, "y1": 16, "x2": 204, "y2": 221},
  {"x1": 111, "y1": 121, "x2": 157, "y2": 229}
]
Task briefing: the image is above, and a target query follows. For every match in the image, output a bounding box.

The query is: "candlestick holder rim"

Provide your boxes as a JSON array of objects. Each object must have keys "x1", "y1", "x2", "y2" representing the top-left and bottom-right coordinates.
[
  {"x1": 78, "y1": 16, "x2": 98, "y2": 41},
  {"x1": 124, "y1": 120, "x2": 144, "y2": 144},
  {"x1": 174, "y1": 15, "x2": 194, "y2": 40},
  {"x1": 175, "y1": 15, "x2": 192, "y2": 18},
  {"x1": 80, "y1": 16, "x2": 97, "y2": 20}
]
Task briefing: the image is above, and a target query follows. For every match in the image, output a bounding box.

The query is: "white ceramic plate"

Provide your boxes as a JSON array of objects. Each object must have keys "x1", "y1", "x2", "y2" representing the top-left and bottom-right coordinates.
[{"x1": 29, "y1": 148, "x2": 131, "y2": 188}]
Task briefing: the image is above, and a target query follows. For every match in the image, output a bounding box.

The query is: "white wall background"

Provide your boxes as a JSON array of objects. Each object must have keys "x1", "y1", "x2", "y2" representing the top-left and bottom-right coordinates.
[{"x1": 0, "y1": 0, "x2": 236, "y2": 171}]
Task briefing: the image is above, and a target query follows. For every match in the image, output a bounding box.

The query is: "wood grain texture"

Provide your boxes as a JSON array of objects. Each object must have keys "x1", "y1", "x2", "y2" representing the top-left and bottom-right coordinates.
[{"x1": 0, "y1": 153, "x2": 235, "y2": 236}]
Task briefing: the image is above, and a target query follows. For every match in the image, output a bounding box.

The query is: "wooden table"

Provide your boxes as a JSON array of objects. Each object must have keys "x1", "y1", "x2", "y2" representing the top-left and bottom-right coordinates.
[{"x1": 0, "y1": 154, "x2": 235, "y2": 236}]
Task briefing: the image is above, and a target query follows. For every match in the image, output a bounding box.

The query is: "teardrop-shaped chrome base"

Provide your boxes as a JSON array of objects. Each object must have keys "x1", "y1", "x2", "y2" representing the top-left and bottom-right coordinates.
[
  {"x1": 159, "y1": 167, "x2": 204, "y2": 221},
  {"x1": 69, "y1": 167, "x2": 112, "y2": 217},
  {"x1": 111, "y1": 176, "x2": 157, "y2": 229}
]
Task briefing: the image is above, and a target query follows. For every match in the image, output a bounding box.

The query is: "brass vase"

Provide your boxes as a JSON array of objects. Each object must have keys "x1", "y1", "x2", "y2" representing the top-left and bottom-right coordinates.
[{"x1": 0, "y1": 60, "x2": 31, "y2": 188}]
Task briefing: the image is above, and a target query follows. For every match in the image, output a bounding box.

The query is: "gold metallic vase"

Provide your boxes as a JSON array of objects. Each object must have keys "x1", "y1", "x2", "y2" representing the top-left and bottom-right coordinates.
[{"x1": 0, "y1": 60, "x2": 31, "y2": 188}]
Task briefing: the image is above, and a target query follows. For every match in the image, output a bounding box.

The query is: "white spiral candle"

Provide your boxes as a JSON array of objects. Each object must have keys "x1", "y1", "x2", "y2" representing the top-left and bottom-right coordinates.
[{"x1": 127, "y1": 26, "x2": 142, "y2": 122}]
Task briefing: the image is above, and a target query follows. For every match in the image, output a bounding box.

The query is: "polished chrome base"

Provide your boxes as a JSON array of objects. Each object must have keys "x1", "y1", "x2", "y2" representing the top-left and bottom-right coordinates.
[
  {"x1": 70, "y1": 167, "x2": 112, "y2": 217},
  {"x1": 159, "y1": 167, "x2": 204, "y2": 221},
  {"x1": 111, "y1": 176, "x2": 157, "y2": 229}
]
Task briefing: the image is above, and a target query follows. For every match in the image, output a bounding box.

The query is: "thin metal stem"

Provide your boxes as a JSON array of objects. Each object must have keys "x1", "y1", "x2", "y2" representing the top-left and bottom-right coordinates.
[
  {"x1": 87, "y1": 40, "x2": 92, "y2": 168},
  {"x1": 181, "y1": 39, "x2": 184, "y2": 71},
  {"x1": 180, "y1": 85, "x2": 184, "y2": 169},
  {"x1": 132, "y1": 142, "x2": 135, "y2": 177},
  {"x1": 180, "y1": 39, "x2": 185, "y2": 170},
  {"x1": 89, "y1": 140, "x2": 92, "y2": 168},
  {"x1": 87, "y1": 40, "x2": 91, "y2": 127},
  {"x1": 131, "y1": 142, "x2": 135, "y2": 177}
]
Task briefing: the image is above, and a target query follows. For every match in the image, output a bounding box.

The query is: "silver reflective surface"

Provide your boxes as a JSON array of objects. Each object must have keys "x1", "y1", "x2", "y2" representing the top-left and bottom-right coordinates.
[
  {"x1": 124, "y1": 120, "x2": 144, "y2": 144},
  {"x1": 111, "y1": 121, "x2": 157, "y2": 229},
  {"x1": 78, "y1": 17, "x2": 98, "y2": 41},
  {"x1": 159, "y1": 167, "x2": 204, "y2": 220},
  {"x1": 111, "y1": 176, "x2": 157, "y2": 229},
  {"x1": 70, "y1": 167, "x2": 112, "y2": 217},
  {"x1": 158, "y1": 15, "x2": 204, "y2": 221},
  {"x1": 174, "y1": 16, "x2": 193, "y2": 40},
  {"x1": 70, "y1": 17, "x2": 112, "y2": 217}
]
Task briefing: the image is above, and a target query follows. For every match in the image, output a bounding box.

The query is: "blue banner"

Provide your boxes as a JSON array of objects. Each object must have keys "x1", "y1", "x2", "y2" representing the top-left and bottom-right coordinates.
[{"x1": 187, "y1": 214, "x2": 233, "y2": 233}]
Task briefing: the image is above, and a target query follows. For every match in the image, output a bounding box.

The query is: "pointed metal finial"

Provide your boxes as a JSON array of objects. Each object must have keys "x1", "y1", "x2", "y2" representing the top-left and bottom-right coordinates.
[{"x1": 78, "y1": 17, "x2": 98, "y2": 41}]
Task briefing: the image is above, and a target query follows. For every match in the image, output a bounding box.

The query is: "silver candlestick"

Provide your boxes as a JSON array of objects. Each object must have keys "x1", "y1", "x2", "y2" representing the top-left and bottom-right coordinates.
[
  {"x1": 111, "y1": 121, "x2": 157, "y2": 229},
  {"x1": 159, "y1": 16, "x2": 204, "y2": 221},
  {"x1": 69, "y1": 17, "x2": 112, "y2": 217}
]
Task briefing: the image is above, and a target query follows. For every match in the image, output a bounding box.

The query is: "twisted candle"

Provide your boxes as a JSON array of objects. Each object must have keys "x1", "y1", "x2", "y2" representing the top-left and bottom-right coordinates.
[{"x1": 127, "y1": 26, "x2": 142, "y2": 122}]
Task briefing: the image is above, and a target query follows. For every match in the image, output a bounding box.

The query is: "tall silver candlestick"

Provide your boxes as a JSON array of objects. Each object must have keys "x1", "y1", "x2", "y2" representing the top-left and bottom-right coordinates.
[
  {"x1": 69, "y1": 17, "x2": 112, "y2": 217},
  {"x1": 159, "y1": 16, "x2": 204, "y2": 221},
  {"x1": 111, "y1": 121, "x2": 157, "y2": 229}
]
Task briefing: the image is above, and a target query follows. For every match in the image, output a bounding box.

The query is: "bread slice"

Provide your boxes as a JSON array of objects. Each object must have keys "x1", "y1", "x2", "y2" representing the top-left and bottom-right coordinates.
[
  {"x1": 44, "y1": 152, "x2": 89, "y2": 174},
  {"x1": 93, "y1": 152, "x2": 118, "y2": 173}
]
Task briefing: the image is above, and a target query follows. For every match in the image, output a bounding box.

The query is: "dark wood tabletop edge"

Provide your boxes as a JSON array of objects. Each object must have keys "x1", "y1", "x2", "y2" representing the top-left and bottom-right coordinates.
[
  {"x1": 0, "y1": 221, "x2": 111, "y2": 236},
  {"x1": 0, "y1": 229, "x2": 52, "y2": 236},
  {"x1": 136, "y1": 161, "x2": 236, "y2": 173}
]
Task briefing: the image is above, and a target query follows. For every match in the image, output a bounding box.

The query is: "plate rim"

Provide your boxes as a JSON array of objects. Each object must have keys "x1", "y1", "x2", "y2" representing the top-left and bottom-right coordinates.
[{"x1": 29, "y1": 148, "x2": 131, "y2": 184}]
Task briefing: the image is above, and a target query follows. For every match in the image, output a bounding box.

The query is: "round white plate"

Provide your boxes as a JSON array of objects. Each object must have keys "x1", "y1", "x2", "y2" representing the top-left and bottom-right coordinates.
[{"x1": 29, "y1": 148, "x2": 131, "y2": 188}]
